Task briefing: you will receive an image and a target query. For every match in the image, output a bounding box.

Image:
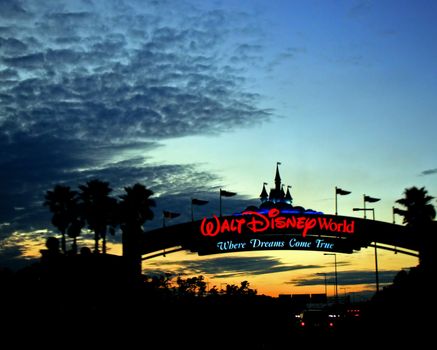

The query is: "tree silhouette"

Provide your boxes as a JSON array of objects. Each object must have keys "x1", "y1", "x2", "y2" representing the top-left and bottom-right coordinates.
[
  {"x1": 79, "y1": 180, "x2": 116, "y2": 254},
  {"x1": 119, "y1": 183, "x2": 155, "y2": 276},
  {"x1": 396, "y1": 186, "x2": 436, "y2": 227},
  {"x1": 208, "y1": 286, "x2": 220, "y2": 296},
  {"x1": 396, "y1": 186, "x2": 436, "y2": 269},
  {"x1": 223, "y1": 281, "x2": 257, "y2": 296},
  {"x1": 67, "y1": 203, "x2": 85, "y2": 254},
  {"x1": 238, "y1": 280, "x2": 257, "y2": 296},
  {"x1": 224, "y1": 284, "x2": 239, "y2": 296},
  {"x1": 146, "y1": 273, "x2": 173, "y2": 290},
  {"x1": 44, "y1": 185, "x2": 79, "y2": 253},
  {"x1": 175, "y1": 275, "x2": 207, "y2": 297}
]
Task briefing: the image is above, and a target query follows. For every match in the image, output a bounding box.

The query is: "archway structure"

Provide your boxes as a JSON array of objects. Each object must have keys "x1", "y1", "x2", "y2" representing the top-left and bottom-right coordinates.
[
  {"x1": 138, "y1": 163, "x2": 421, "y2": 259},
  {"x1": 140, "y1": 211, "x2": 420, "y2": 259}
]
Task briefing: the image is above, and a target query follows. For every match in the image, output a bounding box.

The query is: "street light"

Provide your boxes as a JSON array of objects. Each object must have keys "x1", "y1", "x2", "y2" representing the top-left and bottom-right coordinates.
[
  {"x1": 352, "y1": 207, "x2": 380, "y2": 293},
  {"x1": 322, "y1": 272, "x2": 327, "y2": 296},
  {"x1": 353, "y1": 207, "x2": 375, "y2": 220},
  {"x1": 324, "y1": 253, "x2": 338, "y2": 301}
]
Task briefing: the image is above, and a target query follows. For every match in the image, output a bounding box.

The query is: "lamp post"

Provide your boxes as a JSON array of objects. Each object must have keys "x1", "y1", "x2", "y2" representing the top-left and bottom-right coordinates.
[
  {"x1": 324, "y1": 253, "x2": 338, "y2": 301},
  {"x1": 323, "y1": 272, "x2": 327, "y2": 296},
  {"x1": 352, "y1": 207, "x2": 379, "y2": 293}
]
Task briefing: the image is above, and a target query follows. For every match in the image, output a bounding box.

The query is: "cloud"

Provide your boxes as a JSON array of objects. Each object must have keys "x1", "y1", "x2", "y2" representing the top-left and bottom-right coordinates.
[
  {"x1": 0, "y1": 0, "x2": 29, "y2": 19},
  {"x1": 0, "y1": 37, "x2": 28, "y2": 55},
  {"x1": 2, "y1": 53, "x2": 45, "y2": 69},
  {"x1": 348, "y1": 0, "x2": 373, "y2": 18},
  {"x1": 0, "y1": 229, "x2": 49, "y2": 269},
  {"x1": 287, "y1": 269, "x2": 401, "y2": 286},
  {"x1": 0, "y1": 2, "x2": 271, "y2": 141},
  {"x1": 420, "y1": 168, "x2": 437, "y2": 176},
  {"x1": 325, "y1": 261, "x2": 351, "y2": 268},
  {"x1": 144, "y1": 256, "x2": 322, "y2": 278},
  {"x1": 0, "y1": 245, "x2": 28, "y2": 270},
  {"x1": 266, "y1": 47, "x2": 306, "y2": 71},
  {"x1": 0, "y1": 68, "x2": 19, "y2": 79},
  {"x1": 0, "y1": 144, "x2": 223, "y2": 234},
  {"x1": 0, "y1": 0, "x2": 274, "y2": 252}
]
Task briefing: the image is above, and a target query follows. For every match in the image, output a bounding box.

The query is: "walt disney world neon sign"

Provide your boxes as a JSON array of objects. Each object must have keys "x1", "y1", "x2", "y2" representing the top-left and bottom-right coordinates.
[{"x1": 200, "y1": 208, "x2": 355, "y2": 237}]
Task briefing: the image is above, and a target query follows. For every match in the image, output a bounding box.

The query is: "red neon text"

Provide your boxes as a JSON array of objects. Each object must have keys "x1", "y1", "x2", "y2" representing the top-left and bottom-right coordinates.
[{"x1": 200, "y1": 209, "x2": 355, "y2": 237}]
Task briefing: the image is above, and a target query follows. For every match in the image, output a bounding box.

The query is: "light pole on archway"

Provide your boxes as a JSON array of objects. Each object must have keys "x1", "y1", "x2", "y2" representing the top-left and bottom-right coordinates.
[
  {"x1": 353, "y1": 206, "x2": 380, "y2": 293},
  {"x1": 323, "y1": 272, "x2": 327, "y2": 297},
  {"x1": 324, "y1": 253, "x2": 338, "y2": 302}
]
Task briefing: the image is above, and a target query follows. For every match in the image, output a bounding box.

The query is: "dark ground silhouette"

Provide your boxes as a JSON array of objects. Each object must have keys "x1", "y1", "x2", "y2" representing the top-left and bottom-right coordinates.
[{"x1": 1, "y1": 249, "x2": 435, "y2": 349}]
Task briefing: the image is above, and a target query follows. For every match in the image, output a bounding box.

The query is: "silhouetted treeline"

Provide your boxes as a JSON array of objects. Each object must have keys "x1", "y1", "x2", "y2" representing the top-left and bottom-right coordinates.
[
  {"x1": 361, "y1": 266, "x2": 436, "y2": 342},
  {"x1": 44, "y1": 180, "x2": 155, "y2": 255},
  {"x1": 0, "y1": 250, "x2": 282, "y2": 348}
]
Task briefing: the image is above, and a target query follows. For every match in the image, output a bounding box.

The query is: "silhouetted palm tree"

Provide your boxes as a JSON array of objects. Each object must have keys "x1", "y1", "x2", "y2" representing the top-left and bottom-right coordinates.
[
  {"x1": 67, "y1": 216, "x2": 84, "y2": 254},
  {"x1": 119, "y1": 183, "x2": 155, "y2": 231},
  {"x1": 44, "y1": 185, "x2": 78, "y2": 254},
  {"x1": 396, "y1": 186, "x2": 435, "y2": 227},
  {"x1": 79, "y1": 180, "x2": 116, "y2": 254},
  {"x1": 119, "y1": 184, "x2": 155, "y2": 276},
  {"x1": 396, "y1": 186, "x2": 436, "y2": 268}
]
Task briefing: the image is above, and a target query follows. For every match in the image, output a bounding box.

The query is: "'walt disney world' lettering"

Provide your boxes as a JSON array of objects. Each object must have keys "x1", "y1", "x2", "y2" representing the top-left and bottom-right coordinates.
[{"x1": 200, "y1": 208, "x2": 355, "y2": 238}]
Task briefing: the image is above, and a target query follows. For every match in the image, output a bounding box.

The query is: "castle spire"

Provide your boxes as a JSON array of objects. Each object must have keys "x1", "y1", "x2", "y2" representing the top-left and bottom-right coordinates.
[
  {"x1": 260, "y1": 182, "x2": 268, "y2": 203},
  {"x1": 285, "y1": 185, "x2": 293, "y2": 205},
  {"x1": 280, "y1": 184, "x2": 286, "y2": 201},
  {"x1": 275, "y1": 162, "x2": 281, "y2": 191}
]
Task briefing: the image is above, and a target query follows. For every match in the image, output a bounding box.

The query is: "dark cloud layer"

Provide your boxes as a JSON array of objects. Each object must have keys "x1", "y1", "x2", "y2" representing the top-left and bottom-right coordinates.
[
  {"x1": 1, "y1": 0, "x2": 270, "y2": 140},
  {"x1": 0, "y1": 0, "x2": 29, "y2": 19},
  {"x1": 420, "y1": 168, "x2": 437, "y2": 176},
  {"x1": 0, "y1": 0, "x2": 273, "y2": 250},
  {"x1": 288, "y1": 269, "x2": 401, "y2": 286},
  {"x1": 144, "y1": 256, "x2": 322, "y2": 278}
]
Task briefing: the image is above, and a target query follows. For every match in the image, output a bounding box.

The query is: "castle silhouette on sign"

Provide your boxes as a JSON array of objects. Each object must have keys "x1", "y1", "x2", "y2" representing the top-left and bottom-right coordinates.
[
  {"x1": 255, "y1": 163, "x2": 313, "y2": 213},
  {"x1": 260, "y1": 162, "x2": 293, "y2": 205}
]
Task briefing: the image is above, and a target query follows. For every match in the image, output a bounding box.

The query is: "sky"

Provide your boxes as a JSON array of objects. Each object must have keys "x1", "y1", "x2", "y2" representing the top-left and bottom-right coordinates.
[{"x1": 0, "y1": 0, "x2": 435, "y2": 298}]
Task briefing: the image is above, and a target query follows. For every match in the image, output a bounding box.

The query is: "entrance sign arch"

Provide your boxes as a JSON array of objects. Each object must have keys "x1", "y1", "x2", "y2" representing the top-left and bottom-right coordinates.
[
  {"x1": 137, "y1": 163, "x2": 423, "y2": 261},
  {"x1": 139, "y1": 210, "x2": 420, "y2": 259}
]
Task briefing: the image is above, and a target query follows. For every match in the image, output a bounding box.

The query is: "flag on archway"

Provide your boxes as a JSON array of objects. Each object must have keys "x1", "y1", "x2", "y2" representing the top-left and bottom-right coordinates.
[
  {"x1": 219, "y1": 189, "x2": 237, "y2": 217},
  {"x1": 220, "y1": 189, "x2": 237, "y2": 197},
  {"x1": 364, "y1": 195, "x2": 380, "y2": 203},
  {"x1": 335, "y1": 187, "x2": 351, "y2": 215},
  {"x1": 336, "y1": 187, "x2": 351, "y2": 195},
  {"x1": 191, "y1": 198, "x2": 209, "y2": 221}
]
